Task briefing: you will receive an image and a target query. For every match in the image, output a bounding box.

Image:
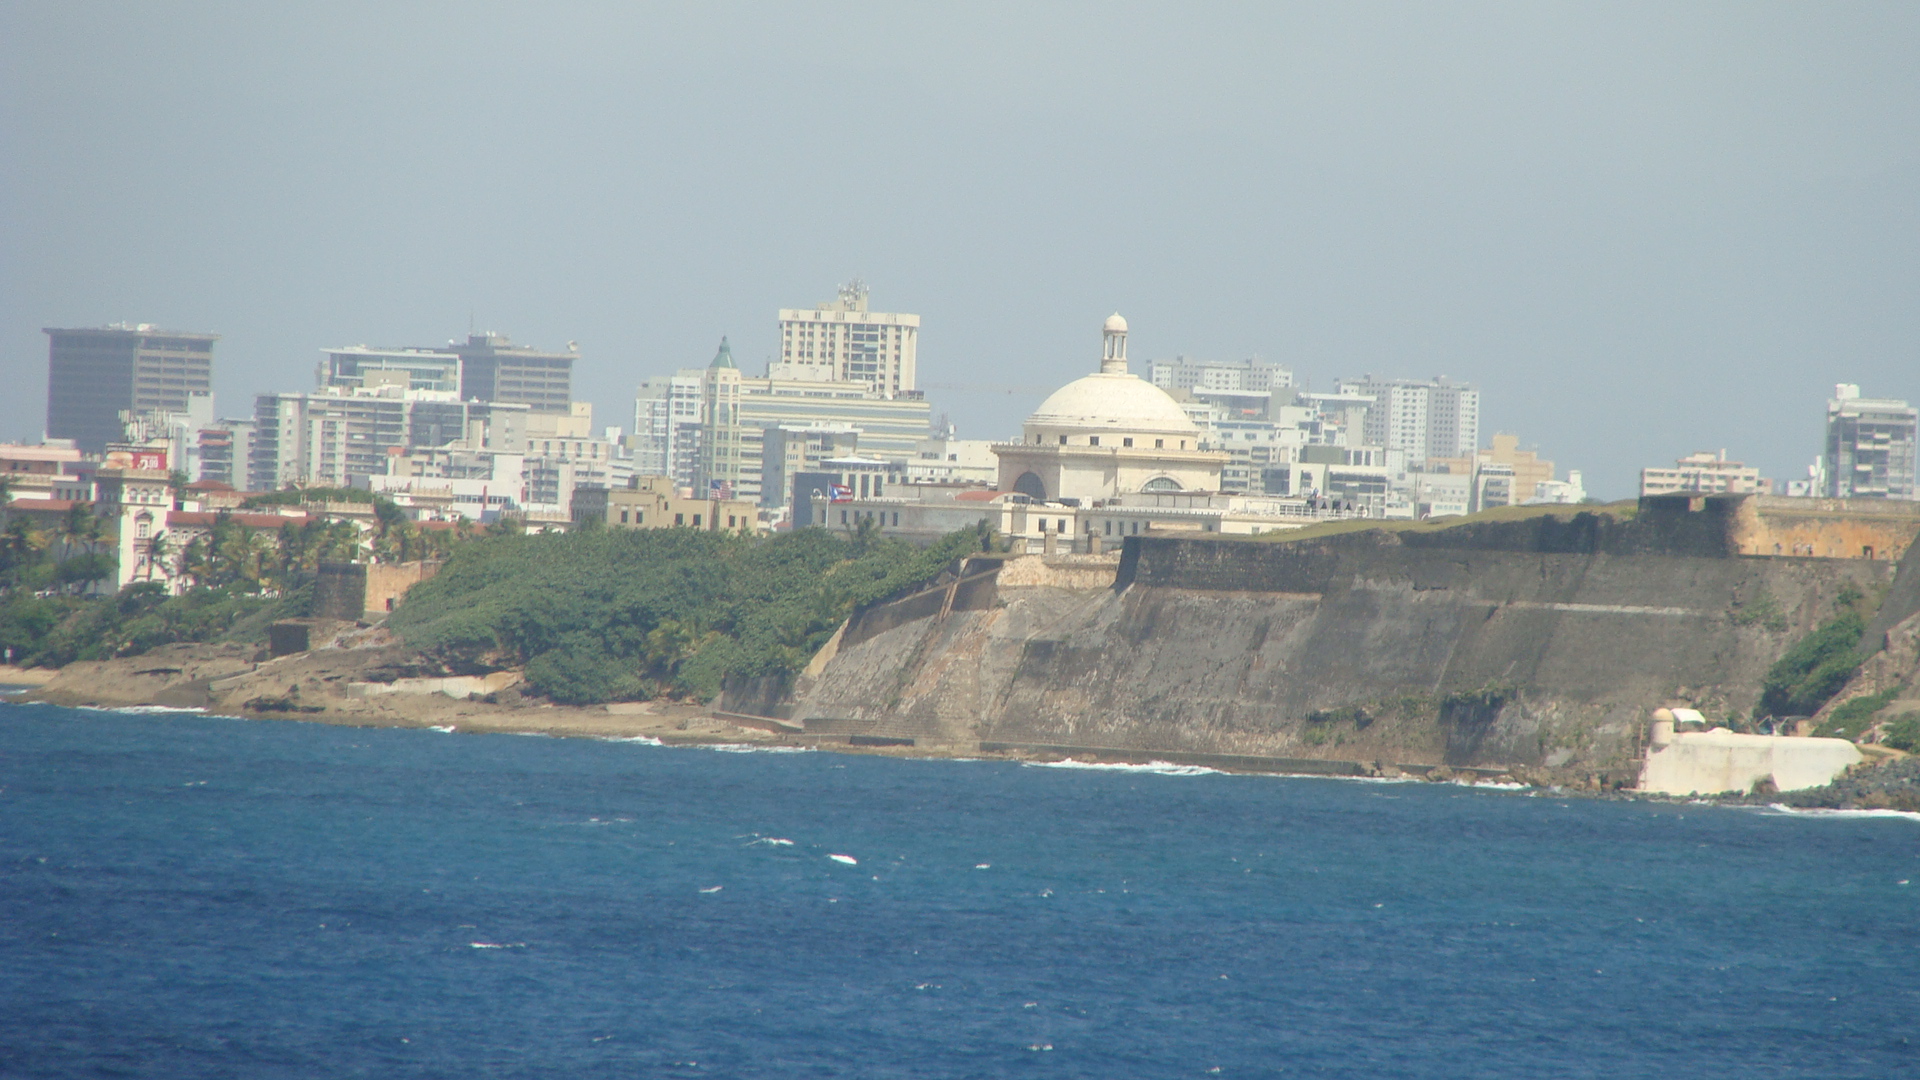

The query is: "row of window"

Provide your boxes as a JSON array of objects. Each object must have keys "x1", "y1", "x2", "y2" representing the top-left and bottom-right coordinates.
[{"x1": 1033, "y1": 433, "x2": 1183, "y2": 450}]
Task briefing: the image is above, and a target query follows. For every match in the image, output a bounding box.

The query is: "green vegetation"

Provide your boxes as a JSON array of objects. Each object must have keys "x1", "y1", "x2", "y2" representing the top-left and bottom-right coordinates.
[
  {"x1": 1730, "y1": 589, "x2": 1788, "y2": 632},
  {"x1": 1882, "y1": 712, "x2": 1920, "y2": 753},
  {"x1": 0, "y1": 583, "x2": 305, "y2": 668},
  {"x1": 1755, "y1": 583, "x2": 1870, "y2": 720},
  {"x1": 0, "y1": 492, "x2": 475, "y2": 668},
  {"x1": 1816, "y1": 688, "x2": 1900, "y2": 742},
  {"x1": 389, "y1": 521, "x2": 992, "y2": 704}
]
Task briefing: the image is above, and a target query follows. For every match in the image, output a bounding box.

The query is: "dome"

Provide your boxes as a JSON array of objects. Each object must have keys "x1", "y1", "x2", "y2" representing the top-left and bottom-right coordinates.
[
  {"x1": 1103, "y1": 313, "x2": 1128, "y2": 333},
  {"x1": 1026, "y1": 372, "x2": 1199, "y2": 436}
]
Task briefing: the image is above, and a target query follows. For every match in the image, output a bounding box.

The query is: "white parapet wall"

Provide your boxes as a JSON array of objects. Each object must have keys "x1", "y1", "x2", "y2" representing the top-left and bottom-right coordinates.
[{"x1": 1639, "y1": 713, "x2": 1862, "y2": 796}]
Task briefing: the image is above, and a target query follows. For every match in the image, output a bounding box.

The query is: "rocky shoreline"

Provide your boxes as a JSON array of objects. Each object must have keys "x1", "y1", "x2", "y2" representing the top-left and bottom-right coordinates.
[{"x1": 6, "y1": 640, "x2": 1917, "y2": 813}]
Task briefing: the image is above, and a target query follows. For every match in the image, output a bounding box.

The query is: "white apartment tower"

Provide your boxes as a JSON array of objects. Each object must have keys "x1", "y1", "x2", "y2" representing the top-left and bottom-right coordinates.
[
  {"x1": 774, "y1": 281, "x2": 920, "y2": 397},
  {"x1": 1336, "y1": 376, "x2": 1480, "y2": 465},
  {"x1": 632, "y1": 371, "x2": 705, "y2": 487},
  {"x1": 1825, "y1": 384, "x2": 1918, "y2": 499}
]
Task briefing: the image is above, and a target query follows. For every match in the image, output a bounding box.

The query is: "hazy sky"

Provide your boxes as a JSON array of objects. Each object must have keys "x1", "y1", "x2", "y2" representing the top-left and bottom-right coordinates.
[{"x1": 4, "y1": 3, "x2": 1917, "y2": 497}]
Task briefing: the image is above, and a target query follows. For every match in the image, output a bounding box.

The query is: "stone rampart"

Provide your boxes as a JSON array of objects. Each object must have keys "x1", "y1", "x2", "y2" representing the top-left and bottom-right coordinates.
[{"x1": 799, "y1": 526, "x2": 1894, "y2": 771}]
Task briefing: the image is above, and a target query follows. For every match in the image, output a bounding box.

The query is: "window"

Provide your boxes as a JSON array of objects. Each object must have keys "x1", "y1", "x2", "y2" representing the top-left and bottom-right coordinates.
[
  {"x1": 1155, "y1": 439, "x2": 1164, "y2": 449},
  {"x1": 892, "y1": 512, "x2": 899, "y2": 526},
  {"x1": 693, "y1": 514, "x2": 702, "y2": 528},
  {"x1": 675, "y1": 513, "x2": 685, "y2": 526},
  {"x1": 620, "y1": 510, "x2": 629, "y2": 523},
  {"x1": 1057, "y1": 519, "x2": 1067, "y2": 532},
  {"x1": 1058, "y1": 435, "x2": 1067, "y2": 445},
  {"x1": 1089, "y1": 436, "x2": 1100, "y2": 446},
  {"x1": 841, "y1": 510, "x2": 849, "y2": 524},
  {"x1": 1123, "y1": 438, "x2": 1134, "y2": 448},
  {"x1": 728, "y1": 515, "x2": 736, "y2": 527}
]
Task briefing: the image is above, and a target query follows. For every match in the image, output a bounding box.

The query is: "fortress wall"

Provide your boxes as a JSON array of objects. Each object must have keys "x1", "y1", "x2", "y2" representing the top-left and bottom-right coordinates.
[
  {"x1": 799, "y1": 528, "x2": 1893, "y2": 770},
  {"x1": 1733, "y1": 496, "x2": 1920, "y2": 561}
]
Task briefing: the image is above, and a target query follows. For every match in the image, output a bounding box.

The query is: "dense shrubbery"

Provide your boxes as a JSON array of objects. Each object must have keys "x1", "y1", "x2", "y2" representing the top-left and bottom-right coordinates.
[
  {"x1": 1817, "y1": 688, "x2": 1900, "y2": 741},
  {"x1": 389, "y1": 522, "x2": 990, "y2": 704},
  {"x1": 1756, "y1": 584, "x2": 1868, "y2": 720},
  {"x1": 0, "y1": 583, "x2": 306, "y2": 668},
  {"x1": 1884, "y1": 713, "x2": 1920, "y2": 752}
]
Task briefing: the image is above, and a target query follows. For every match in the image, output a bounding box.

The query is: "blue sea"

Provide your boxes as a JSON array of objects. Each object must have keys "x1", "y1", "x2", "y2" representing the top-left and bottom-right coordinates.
[{"x1": 1, "y1": 703, "x2": 1916, "y2": 1078}]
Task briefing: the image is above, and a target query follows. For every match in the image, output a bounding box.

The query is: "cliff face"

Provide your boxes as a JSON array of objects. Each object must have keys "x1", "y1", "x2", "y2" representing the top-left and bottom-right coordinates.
[{"x1": 793, "y1": 514, "x2": 1892, "y2": 773}]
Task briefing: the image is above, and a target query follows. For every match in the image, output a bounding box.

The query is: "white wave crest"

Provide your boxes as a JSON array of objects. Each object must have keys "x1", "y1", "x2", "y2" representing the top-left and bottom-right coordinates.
[
  {"x1": 704, "y1": 743, "x2": 813, "y2": 754},
  {"x1": 78, "y1": 704, "x2": 209, "y2": 715},
  {"x1": 1757, "y1": 803, "x2": 1920, "y2": 823},
  {"x1": 1023, "y1": 758, "x2": 1221, "y2": 777}
]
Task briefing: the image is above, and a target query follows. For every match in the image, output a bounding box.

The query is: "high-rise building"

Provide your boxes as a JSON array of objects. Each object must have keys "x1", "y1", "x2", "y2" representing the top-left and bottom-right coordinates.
[
  {"x1": 697, "y1": 339, "x2": 745, "y2": 497},
  {"x1": 321, "y1": 346, "x2": 462, "y2": 394},
  {"x1": 452, "y1": 333, "x2": 575, "y2": 414},
  {"x1": 1824, "y1": 384, "x2": 1918, "y2": 500},
  {"x1": 1334, "y1": 375, "x2": 1479, "y2": 465},
  {"x1": 1147, "y1": 356, "x2": 1293, "y2": 395},
  {"x1": 632, "y1": 372, "x2": 705, "y2": 487},
  {"x1": 249, "y1": 386, "x2": 518, "y2": 492},
  {"x1": 44, "y1": 324, "x2": 217, "y2": 453},
  {"x1": 773, "y1": 281, "x2": 920, "y2": 397}
]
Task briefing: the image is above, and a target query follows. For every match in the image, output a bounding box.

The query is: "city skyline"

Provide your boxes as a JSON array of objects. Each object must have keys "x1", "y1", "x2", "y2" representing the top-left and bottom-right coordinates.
[{"x1": 5, "y1": 6, "x2": 1919, "y2": 499}]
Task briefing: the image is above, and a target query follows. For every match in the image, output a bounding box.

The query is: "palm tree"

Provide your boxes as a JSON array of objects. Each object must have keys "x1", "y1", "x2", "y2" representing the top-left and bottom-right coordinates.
[
  {"x1": 62, "y1": 501, "x2": 101, "y2": 558},
  {"x1": 142, "y1": 530, "x2": 172, "y2": 584},
  {"x1": 178, "y1": 534, "x2": 210, "y2": 589}
]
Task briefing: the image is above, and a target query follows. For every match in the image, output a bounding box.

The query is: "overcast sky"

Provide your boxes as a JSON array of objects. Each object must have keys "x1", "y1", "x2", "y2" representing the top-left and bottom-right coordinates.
[{"x1": 4, "y1": 2, "x2": 1916, "y2": 497}]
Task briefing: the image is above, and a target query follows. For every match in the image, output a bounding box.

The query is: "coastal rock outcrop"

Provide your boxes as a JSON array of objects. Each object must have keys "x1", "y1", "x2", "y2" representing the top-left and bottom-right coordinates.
[{"x1": 792, "y1": 510, "x2": 1896, "y2": 774}]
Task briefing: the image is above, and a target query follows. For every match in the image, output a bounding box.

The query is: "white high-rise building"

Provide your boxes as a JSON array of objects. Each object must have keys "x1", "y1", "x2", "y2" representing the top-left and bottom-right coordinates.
[
  {"x1": 1824, "y1": 384, "x2": 1918, "y2": 500},
  {"x1": 773, "y1": 281, "x2": 920, "y2": 397},
  {"x1": 632, "y1": 371, "x2": 705, "y2": 488},
  {"x1": 1335, "y1": 376, "x2": 1479, "y2": 465},
  {"x1": 1147, "y1": 356, "x2": 1293, "y2": 395}
]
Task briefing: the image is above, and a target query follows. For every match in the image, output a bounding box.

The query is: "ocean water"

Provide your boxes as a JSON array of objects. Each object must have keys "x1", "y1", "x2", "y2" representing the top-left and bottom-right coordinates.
[{"x1": 1, "y1": 703, "x2": 1916, "y2": 1079}]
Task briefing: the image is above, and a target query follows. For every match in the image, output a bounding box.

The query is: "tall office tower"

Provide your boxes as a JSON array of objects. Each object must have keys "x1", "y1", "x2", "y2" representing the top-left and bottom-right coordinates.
[
  {"x1": 1146, "y1": 356, "x2": 1294, "y2": 394},
  {"x1": 452, "y1": 333, "x2": 575, "y2": 413},
  {"x1": 697, "y1": 339, "x2": 745, "y2": 496},
  {"x1": 1335, "y1": 375, "x2": 1480, "y2": 465},
  {"x1": 321, "y1": 346, "x2": 462, "y2": 393},
  {"x1": 632, "y1": 372, "x2": 706, "y2": 483},
  {"x1": 1825, "y1": 384, "x2": 1918, "y2": 499},
  {"x1": 44, "y1": 324, "x2": 217, "y2": 453},
  {"x1": 249, "y1": 386, "x2": 482, "y2": 492},
  {"x1": 773, "y1": 281, "x2": 920, "y2": 397}
]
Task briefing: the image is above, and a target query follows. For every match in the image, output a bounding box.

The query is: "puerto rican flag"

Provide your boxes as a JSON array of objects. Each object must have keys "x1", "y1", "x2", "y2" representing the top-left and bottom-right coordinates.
[
  {"x1": 709, "y1": 479, "x2": 734, "y2": 499},
  {"x1": 829, "y1": 484, "x2": 854, "y2": 503}
]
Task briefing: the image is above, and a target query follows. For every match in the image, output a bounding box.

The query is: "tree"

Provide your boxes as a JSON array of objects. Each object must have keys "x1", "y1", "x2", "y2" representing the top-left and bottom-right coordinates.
[
  {"x1": 62, "y1": 502, "x2": 101, "y2": 557},
  {"x1": 167, "y1": 470, "x2": 190, "y2": 509},
  {"x1": 56, "y1": 551, "x2": 116, "y2": 594},
  {"x1": 142, "y1": 530, "x2": 172, "y2": 584}
]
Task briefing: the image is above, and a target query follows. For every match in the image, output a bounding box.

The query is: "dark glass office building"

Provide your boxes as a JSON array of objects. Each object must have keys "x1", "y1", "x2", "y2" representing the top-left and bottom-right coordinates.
[
  {"x1": 452, "y1": 333, "x2": 574, "y2": 414},
  {"x1": 45, "y1": 324, "x2": 217, "y2": 452}
]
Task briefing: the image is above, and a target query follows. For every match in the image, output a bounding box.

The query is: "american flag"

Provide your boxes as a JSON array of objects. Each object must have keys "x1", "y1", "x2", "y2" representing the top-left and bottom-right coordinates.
[{"x1": 709, "y1": 479, "x2": 734, "y2": 499}]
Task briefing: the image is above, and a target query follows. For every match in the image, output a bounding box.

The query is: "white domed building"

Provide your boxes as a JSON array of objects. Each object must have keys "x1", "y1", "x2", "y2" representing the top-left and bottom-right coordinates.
[{"x1": 993, "y1": 315, "x2": 1226, "y2": 504}]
